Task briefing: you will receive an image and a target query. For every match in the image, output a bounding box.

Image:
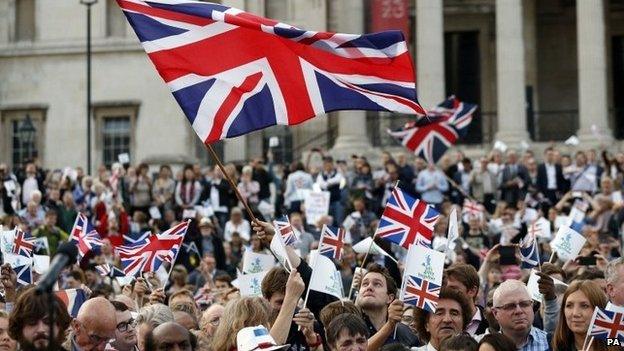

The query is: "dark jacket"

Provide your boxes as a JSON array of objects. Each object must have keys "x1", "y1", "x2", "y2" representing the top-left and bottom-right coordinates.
[{"x1": 536, "y1": 163, "x2": 567, "y2": 194}]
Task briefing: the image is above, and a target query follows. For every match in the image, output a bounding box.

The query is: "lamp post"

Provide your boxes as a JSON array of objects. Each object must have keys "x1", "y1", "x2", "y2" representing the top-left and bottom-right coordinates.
[
  {"x1": 81, "y1": 0, "x2": 97, "y2": 175},
  {"x1": 18, "y1": 114, "x2": 36, "y2": 163}
]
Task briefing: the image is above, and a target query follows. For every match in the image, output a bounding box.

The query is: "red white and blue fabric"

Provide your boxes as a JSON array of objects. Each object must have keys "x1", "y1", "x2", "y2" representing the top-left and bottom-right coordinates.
[
  {"x1": 123, "y1": 230, "x2": 151, "y2": 246},
  {"x1": 376, "y1": 186, "x2": 439, "y2": 249},
  {"x1": 96, "y1": 263, "x2": 126, "y2": 278},
  {"x1": 590, "y1": 307, "x2": 624, "y2": 342},
  {"x1": 388, "y1": 96, "x2": 477, "y2": 164},
  {"x1": 117, "y1": 221, "x2": 189, "y2": 276},
  {"x1": 274, "y1": 215, "x2": 298, "y2": 247},
  {"x1": 117, "y1": 0, "x2": 425, "y2": 144},
  {"x1": 11, "y1": 229, "x2": 36, "y2": 257},
  {"x1": 403, "y1": 275, "x2": 440, "y2": 313},
  {"x1": 319, "y1": 225, "x2": 345, "y2": 260},
  {"x1": 69, "y1": 213, "x2": 104, "y2": 258},
  {"x1": 55, "y1": 289, "x2": 88, "y2": 318},
  {"x1": 462, "y1": 199, "x2": 484, "y2": 218}
]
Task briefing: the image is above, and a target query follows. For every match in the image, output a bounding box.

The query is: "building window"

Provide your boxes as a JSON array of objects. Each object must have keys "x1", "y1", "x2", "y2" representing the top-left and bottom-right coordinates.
[
  {"x1": 14, "y1": 0, "x2": 35, "y2": 42},
  {"x1": 106, "y1": 0, "x2": 126, "y2": 37},
  {"x1": 103, "y1": 117, "x2": 131, "y2": 166},
  {"x1": 94, "y1": 105, "x2": 138, "y2": 167},
  {"x1": 1, "y1": 109, "x2": 46, "y2": 170}
]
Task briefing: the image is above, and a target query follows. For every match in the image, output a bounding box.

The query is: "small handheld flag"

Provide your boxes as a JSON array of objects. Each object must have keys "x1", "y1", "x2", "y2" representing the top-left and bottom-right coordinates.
[
  {"x1": 376, "y1": 186, "x2": 439, "y2": 249},
  {"x1": 318, "y1": 225, "x2": 345, "y2": 260}
]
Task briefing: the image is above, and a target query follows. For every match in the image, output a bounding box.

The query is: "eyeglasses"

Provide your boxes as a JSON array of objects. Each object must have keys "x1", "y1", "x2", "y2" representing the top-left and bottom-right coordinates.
[
  {"x1": 116, "y1": 318, "x2": 136, "y2": 332},
  {"x1": 494, "y1": 300, "x2": 533, "y2": 311}
]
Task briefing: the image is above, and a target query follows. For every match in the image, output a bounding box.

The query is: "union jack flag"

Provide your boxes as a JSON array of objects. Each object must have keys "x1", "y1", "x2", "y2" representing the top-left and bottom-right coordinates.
[
  {"x1": 95, "y1": 263, "x2": 126, "y2": 278},
  {"x1": 123, "y1": 230, "x2": 151, "y2": 246},
  {"x1": 319, "y1": 225, "x2": 345, "y2": 260},
  {"x1": 117, "y1": 221, "x2": 189, "y2": 276},
  {"x1": 403, "y1": 275, "x2": 440, "y2": 313},
  {"x1": 117, "y1": 0, "x2": 425, "y2": 144},
  {"x1": 11, "y1": 229, "x2": 36, "y2": 257},
  {"x1": 69, "y1": 213, "x2": 104, "y2": 258},
  {"x1": 589, "y1": 307, "x2": 624, "y2": 343},
  {"x1": 273, "y1": 215, "x2": 299, "y2": 247},
  {"x1": 376, "y1": 186, "x2": 439, "y2": 249},
  {"x1": 388, "y1": 96, "x2": 477, "y2": 164}
]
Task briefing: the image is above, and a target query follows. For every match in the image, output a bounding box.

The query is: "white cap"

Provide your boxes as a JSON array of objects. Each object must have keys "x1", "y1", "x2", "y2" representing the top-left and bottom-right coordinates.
[{"x1": 236, "y1": 326, "x2": 290, "y2": 351}]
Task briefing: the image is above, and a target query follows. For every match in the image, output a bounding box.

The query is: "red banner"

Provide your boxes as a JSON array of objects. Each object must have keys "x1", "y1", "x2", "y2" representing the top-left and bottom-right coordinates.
[{"x1": 369, "y1": 0, "x2": 410, "y2": 42}]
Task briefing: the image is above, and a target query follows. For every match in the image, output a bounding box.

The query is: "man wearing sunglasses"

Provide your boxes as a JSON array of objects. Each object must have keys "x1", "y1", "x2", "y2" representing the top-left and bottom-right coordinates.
[
  {"x1": 108, "y1": 301, "x2": 138, "y2": 351},
  {"x1": 71, "y1": 297, "x2": 117, "y2": 351},
  {"x1": 491, "y1": 280, "x2": 551, "y2": 351}
]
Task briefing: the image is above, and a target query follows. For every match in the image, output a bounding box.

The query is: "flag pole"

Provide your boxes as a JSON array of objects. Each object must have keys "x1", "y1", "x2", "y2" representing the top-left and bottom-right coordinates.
[
  {"x1": 442, "y1": 173, "x2": 478, "y2": 203},
  {"x1": 347, "y1": 231, "x2": 376, "y2": 301},
  {"x1": 205, "y1": 143, "x2": 257, "y2": 222}
]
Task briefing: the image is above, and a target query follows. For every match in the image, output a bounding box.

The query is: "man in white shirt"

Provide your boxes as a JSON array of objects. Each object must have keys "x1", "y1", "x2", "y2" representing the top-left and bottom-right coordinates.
[
  {"x1": 606, "y1": 258, "x2": 624, "y2": 308},
  {"x1": 411, "y1": 288, "x2": 471, "y2": 351}
]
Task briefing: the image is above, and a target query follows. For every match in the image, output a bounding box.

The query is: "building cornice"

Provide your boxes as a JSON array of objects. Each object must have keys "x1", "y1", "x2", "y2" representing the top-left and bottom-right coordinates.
[{"x1": 0, "y1": 38, "x2": 142, "y2": 57}]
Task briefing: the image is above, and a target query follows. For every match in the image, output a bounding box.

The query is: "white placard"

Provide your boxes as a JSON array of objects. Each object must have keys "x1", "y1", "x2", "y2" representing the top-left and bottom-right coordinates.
[
  {"x1": 0, "y1": 230, "x2": 15, "y2": 254},
  {"x1": 3, "y1": 253, "x2": 32, "y2": 269},
  {"x1": 118, "y1": 153, "x2": 130, "y2": 164},
  {"x1": 149, "y1": 206, "x2": 162, "y2": 219},
  {"x1": 550, "y1": 225, "x2": 587, "y2": 261},
  {"x1": 527, "y1": 269, "x2": 568, "y2": 302},
  {"x1": 3, "y1": 181, "x2": 16, "y2": 193},
  {"x1": 238, "y1": 271, "x2": 268, "y2": 297},
  {"x1": 33, "y1": 255, "x2": 50, "y2": 274},
  {"x1": 242, "y1": 250, "x2": 275, "y2": 274},
  {"x1": 304, "y1": 191, "x2": 330, "y2": 225}
]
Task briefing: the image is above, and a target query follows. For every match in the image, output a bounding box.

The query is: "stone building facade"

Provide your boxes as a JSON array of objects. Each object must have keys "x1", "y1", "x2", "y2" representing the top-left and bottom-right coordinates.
[{"x1": 1, "y1": 0, "x2": 623, "y2": 171}]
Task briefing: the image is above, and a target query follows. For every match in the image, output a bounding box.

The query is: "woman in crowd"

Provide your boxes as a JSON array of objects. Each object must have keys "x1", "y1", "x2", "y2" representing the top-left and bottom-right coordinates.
[
  {"x1": 152, "y1": 165, "x2": 176, "y2": 213},
  {"x1": 175, "y1": 164, "x2": 202, "y2": 213},
  {"x1": 210, "y1": 296, "x2": 272, "y2": 351},
  {"x1": 552, "y1": 280, "x2": 616, "y2": 351}
]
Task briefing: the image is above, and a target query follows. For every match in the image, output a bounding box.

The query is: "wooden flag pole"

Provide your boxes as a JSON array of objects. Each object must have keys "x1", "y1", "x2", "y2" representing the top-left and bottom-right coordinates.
[
  {"x1": 347, "y1": 233, "x2": 376, "y2": 301},
  {"x1": 206, "y1": 144, "x2": 257, "y2": 223}
]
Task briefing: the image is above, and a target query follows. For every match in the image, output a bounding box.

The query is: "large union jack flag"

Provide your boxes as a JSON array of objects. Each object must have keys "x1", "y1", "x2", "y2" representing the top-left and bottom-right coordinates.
[
  {"x1": 117, "y1": 0, "x2": 425, "y2": 143},
  {"x1": 388, "y1": 96, "x2": 477, "y2": 164},
  {"x1": 11, "y1": 229, "x2": 36, "y2": 257},
  {"x1": 117, "y1": 221, "x2": 189, "y2": 276},
  {"x1": 69, "y1": 213, "x2": 104, "y2": 258},
  {"x1": 273, "y1": 215, "x2": 299, "y2": 247},
  {"x1": 376, "y1": 186, "x2": 439, "y2": 249},
  {"x1": 403, "y1": 275, "x2": 440, "y2": 313},
  {"x1": 590, "y1": 307, "x2": 624, "y2": 342},
  {"x1": 319, "y1": 225, "x2": 345, "y2": 260}
]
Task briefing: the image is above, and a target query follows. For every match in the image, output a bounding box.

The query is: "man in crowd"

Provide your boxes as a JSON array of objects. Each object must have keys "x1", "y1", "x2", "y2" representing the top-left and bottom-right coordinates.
[
  {"x1": 145, "y1": 322, "x2": 196, "y2": 351},
  {"x1": 412, "y1": 288, "x2": 472, "y2": 351},
  {"x1": 109, "y1": 301, "x2": 138, "y2": 351},
  {"x1": 325, "y1": 314, "x2": 369, "y2": 351},
  {"x1": 444, "y1": 263, "x2": 489, "y2": 335},
  {"x1": 606, "y1": 257, "x2": 624, "y2": 307},
  {"x1": 69, "y1": 297, "x2": 117, "y2": 351},
  {"x1": 8, "y1": 286, "x2": 72, "y2": 351},
  {"x1": 491, "y1": 280, "x2": 550, "y2": 350},
  {"x1": 355, "y1": 264, "x2": 418, "y2": 346},
  {"x1": 536, "y1": 147, "x2": 567, "y2": 204}
]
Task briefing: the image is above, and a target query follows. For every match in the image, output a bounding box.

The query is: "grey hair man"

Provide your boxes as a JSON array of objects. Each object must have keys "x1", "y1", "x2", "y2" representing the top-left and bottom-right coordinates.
[{"x1": 606, "y1": 257, "x2": 624, "y2": 307}]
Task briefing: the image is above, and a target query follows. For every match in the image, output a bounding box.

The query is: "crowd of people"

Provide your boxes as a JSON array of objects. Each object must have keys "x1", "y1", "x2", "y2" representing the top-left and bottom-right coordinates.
[{"x1": 0, "y1": 144, "x2": 623, "y2": 351}]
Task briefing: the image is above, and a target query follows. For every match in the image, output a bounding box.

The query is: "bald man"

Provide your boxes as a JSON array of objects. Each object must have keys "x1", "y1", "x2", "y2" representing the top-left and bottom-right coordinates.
[
  {"x1": 145, "y1": 322, "x2": 196, "y2": 351},
  {"x1": 70, "y1": 297, "x2": 117, "y2": 351}
]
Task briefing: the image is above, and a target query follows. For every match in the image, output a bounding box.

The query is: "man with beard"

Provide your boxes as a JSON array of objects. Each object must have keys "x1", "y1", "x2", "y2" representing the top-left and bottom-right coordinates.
[
  {"x1": 108, "y1": 301, "x2": 138, "y2": 351},
  {"x1": 412, "y1": 288, "x2": 472, "y2": 351},
  {"x1": 8, "y1": 286, "x2": 72, "y2": 350}
]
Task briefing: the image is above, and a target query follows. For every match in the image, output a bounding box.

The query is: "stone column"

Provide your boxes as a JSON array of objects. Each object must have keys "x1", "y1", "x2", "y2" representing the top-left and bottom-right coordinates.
[
  {"x1": 576, "y1": 0, "x2": 612, "y2": 143},
  {"x1": 494, "y1": 0, "x2": 530, "y2": 144},
  {"x1": 416, "y1": 0, "x2": 445, "y2": 109},
  {"x1": 329, "y1": 0, "x2": 372, "y2": 158}
]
